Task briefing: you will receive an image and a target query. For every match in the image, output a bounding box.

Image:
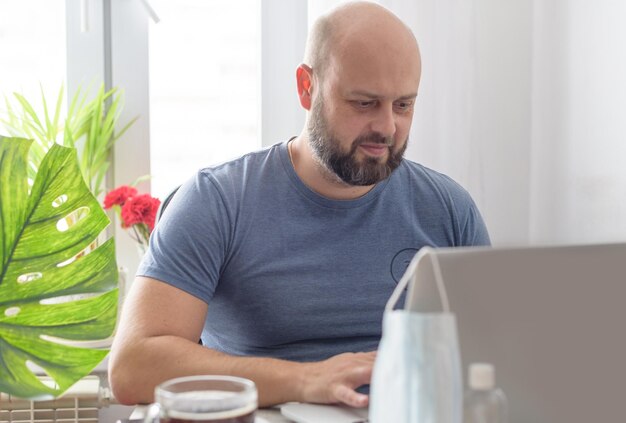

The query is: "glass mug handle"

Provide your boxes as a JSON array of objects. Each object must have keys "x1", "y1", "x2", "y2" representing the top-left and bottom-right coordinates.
[{"x1": 143, "y1": 403, "x2": 161, "y2": 423}]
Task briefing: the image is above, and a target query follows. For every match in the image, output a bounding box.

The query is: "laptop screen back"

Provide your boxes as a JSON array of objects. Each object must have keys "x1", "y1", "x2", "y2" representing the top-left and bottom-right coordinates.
[{"x1": 405, "y1": 243, "x2": 626, "y2": 423}]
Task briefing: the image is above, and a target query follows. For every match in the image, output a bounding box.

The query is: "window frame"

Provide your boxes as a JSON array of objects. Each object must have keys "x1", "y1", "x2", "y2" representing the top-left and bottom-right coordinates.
[{"x1": 65, "y1": 0, "x2": 308, "y2": 275}]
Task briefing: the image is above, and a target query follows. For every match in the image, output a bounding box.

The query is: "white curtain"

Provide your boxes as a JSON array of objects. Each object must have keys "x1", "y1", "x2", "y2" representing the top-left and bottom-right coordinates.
[
  {"x1": 307, "y1": 0, "x2": 626, "y2": 246},
  {"x1": 383, "y1": 0, "x2": 626, "y2": 246},
  {"x1": 528, "y1": 1, "x2": 626, "y2": 245},
  {"x1": 389, "y1": 0, "x2": 534, "y2": 245}
]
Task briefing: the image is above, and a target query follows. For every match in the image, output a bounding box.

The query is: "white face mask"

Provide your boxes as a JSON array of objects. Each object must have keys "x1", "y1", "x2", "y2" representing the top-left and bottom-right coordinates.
[{"x1": 370, "y1": 247, "x2": 463, "y2": 423}]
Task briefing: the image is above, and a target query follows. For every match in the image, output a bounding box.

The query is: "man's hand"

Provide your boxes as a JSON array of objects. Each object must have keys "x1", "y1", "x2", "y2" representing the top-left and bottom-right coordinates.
[{"x1": 299, "y1": 351, "x2": 377, "y2": 408}]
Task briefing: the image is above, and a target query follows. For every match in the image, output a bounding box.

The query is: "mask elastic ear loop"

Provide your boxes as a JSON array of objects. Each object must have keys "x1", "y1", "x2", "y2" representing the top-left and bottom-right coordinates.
[{"x1": 385, "y1": 247, "x2": 451, "y2": 313}]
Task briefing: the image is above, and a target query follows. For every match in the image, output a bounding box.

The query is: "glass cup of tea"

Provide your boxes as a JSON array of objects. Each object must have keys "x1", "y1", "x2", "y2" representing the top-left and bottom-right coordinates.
[{"x1": 142, "y1": 375, "x2": 257, "y2": 423}]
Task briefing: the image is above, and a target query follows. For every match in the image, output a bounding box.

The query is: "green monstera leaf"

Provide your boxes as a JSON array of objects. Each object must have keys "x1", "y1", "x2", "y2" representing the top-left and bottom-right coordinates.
[{"x1": 0, "y1": 136, "x2": 118, "y2": 399}]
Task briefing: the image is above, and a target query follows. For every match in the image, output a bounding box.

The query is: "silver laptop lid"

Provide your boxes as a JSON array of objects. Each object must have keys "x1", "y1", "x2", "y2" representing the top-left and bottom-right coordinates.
[{"x1": 405, "y1": 243, "x2": 626, "y2": 423}]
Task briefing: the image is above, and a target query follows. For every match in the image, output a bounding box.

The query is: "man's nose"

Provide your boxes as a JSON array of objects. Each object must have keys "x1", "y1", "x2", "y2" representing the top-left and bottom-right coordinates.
[{"x1": 370, "y1": 104, "x2": 397, "y2": 138}]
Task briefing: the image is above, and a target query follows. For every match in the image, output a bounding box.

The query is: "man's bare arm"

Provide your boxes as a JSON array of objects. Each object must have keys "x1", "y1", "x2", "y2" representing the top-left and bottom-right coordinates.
[{"x1": 108, "y1": 277, "x2": 374, "y2": 407}]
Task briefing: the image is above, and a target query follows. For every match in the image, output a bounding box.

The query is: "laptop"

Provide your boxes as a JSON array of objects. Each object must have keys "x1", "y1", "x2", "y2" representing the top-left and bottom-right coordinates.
[
  {"x1": 406, "y1": 242, "x2": 626, "y2": 423},
  {"x1": 282, "y1": 242, "x2": 626, "y2": 423}
]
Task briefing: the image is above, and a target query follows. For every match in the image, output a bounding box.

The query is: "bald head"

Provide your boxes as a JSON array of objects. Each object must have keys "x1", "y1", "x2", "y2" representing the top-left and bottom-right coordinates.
[
  {"x1": 295, "y1": 2, "x2": 422, "y2": 192},
  {"x1": 304, "y1": 2, "x2": 420, "y2": 82}
]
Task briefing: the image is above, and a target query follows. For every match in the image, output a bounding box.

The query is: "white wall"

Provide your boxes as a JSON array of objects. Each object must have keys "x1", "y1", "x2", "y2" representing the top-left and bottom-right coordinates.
[
  {"x1": 385, "y1": 0, "x2": 626, "y2": 246},
  {"x1": 530, "y1": 0, "x2": 626, "y2": 244},
  {"x1": 260, "y1": 0, "x2": 308, "y2": 146},
  {"x1": 396, "y1": 0, "x2": 534, "y2": 245}
]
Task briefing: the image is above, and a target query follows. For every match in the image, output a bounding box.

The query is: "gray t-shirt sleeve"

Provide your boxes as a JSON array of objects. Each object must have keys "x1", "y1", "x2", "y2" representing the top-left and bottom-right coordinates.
[
  {"x1": 418, "y1": 167, "x2": 491, "y2": 247},
  {"x1": 137, "y1": 171, "x2": 231, "y2": 303},
  {"x1": 459, "y1": 198, "x2": 491, "y2": 246}
]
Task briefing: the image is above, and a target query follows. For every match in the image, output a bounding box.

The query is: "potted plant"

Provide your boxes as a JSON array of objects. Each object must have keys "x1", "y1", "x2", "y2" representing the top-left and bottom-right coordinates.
[
  {"x1": 1, "y1": 83, "x2": 137, "y2": 197},
  {"x1": 0, "y1": 135, "x2": 118, "y2": 399}
]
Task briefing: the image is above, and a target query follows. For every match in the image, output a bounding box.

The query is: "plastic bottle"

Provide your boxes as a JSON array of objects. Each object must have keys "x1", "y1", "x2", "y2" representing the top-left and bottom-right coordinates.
[{"x1": 463, "y1": 363, "x2": 508, "y2": 423}]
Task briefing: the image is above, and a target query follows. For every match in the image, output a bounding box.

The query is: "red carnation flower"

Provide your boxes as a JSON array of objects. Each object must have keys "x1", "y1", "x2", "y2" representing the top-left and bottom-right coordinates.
[
  {"x1": 103, "y1": 185, "x2": 138, "y2": 209},
  {"x1": 120, "y1": 194, "x2": 161, "y2": 231},
  {"x1": 104, "y1": 183, "x2": 161, "y2": 248}
]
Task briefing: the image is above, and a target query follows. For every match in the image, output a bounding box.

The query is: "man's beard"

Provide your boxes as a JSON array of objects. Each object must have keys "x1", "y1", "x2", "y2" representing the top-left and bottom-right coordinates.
[{"x1": 307, "y1": 96, "x2": 407, "y2": 186}]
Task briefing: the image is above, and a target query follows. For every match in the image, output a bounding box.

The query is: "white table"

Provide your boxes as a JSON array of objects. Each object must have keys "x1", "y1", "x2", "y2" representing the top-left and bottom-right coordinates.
[{"x1": 131, "y1": 404, "x2": 293, "y2": 422}]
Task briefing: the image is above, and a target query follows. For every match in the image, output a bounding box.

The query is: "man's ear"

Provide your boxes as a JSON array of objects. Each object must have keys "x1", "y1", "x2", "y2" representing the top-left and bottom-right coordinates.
[{"x1": 296, "y1": 64, "x2": 313, "y2": 110}]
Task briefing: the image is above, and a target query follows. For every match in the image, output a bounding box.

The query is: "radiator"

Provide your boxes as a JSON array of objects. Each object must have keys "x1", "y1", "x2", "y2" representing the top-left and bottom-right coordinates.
[{"x1": 0, "y1": 376, "x2": 111, "y2": 423}]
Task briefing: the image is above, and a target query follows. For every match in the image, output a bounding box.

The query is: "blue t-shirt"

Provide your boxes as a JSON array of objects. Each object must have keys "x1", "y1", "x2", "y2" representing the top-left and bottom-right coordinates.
[{"x1": 138, "y1": 141, "x2": 490, "y2": 362}]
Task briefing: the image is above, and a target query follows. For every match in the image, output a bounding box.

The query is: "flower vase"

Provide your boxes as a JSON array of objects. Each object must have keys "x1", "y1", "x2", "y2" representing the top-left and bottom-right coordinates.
[
  {"x1": 136, "y1": 243, "x2": 148, "y2": 260},
  {"x1": 116, "y1": 266, "x2": 129, "y2": 323}
]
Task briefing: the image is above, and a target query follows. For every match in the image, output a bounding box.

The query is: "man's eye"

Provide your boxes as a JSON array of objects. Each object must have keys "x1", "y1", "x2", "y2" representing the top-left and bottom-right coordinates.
[
  {"x1": 394, "y1": 101, "x2": 414, "y2": 112},
  {"x1": 353, "y1": 100, "x2": 375, "y2": 109}
]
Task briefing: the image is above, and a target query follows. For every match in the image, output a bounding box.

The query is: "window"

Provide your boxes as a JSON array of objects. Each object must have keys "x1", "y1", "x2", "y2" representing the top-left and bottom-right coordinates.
[
  {"x1": 1, "y1": 0, "x2": 304, "y2": 275},
  {"x1": 148, "y1": 0, "x2": 260, "y2": 199},
  {"x1": 0, "y1": 0, "x2": 67, "y2": 131}
]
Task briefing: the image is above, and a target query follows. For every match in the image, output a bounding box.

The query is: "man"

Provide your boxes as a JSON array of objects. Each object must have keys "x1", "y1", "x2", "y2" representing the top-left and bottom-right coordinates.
[{"x1": 109, "y1": 1, "x2": 490, "y2": 409}]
